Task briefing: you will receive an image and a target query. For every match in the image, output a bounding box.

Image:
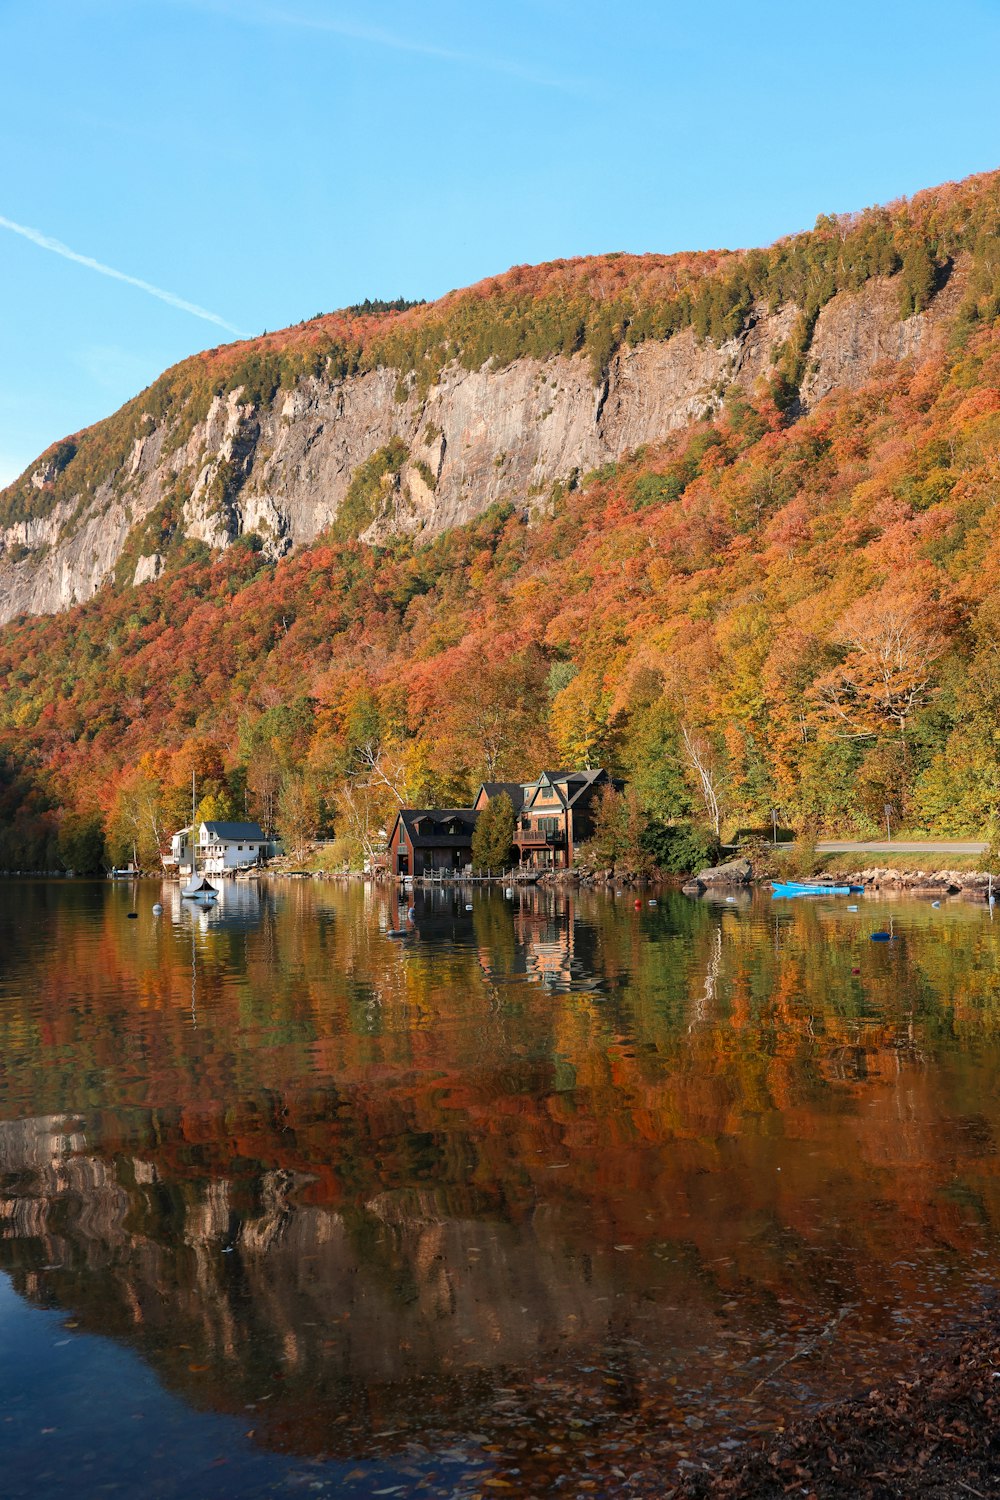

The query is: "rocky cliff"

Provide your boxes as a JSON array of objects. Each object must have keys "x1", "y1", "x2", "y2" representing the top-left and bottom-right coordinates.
[{"x1": 0, "y1": 177, "x2": 983, "y2": 625}]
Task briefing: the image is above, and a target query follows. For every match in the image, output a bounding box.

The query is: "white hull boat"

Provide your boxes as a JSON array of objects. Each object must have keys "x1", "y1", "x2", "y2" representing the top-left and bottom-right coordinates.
[{"x1": 180, "y1": 774, "x2": 218, "y2": 903}]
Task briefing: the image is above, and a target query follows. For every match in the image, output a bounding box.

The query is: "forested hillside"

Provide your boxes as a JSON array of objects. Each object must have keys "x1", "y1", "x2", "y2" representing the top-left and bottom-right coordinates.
[{"x1": 4, "y1": 261, "x2": 1000, "y2": 869}]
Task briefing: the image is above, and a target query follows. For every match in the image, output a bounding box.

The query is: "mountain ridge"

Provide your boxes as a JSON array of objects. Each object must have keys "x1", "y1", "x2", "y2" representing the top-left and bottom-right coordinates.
[{"x1": 4, "y1": 165, "x2": 997, "y2": 624}]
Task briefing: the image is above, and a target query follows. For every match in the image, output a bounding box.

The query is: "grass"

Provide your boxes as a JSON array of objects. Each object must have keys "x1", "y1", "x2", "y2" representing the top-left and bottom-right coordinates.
[{"x1": 813, "y1": 850, "x2": 988, "y2": 875}]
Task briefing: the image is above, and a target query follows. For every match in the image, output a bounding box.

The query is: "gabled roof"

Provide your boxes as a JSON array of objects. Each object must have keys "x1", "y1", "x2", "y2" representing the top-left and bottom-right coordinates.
[
  {"x1": 397, "y1": 807, "x2": 479, "y2": 848},
  {"x1": 561, "y1": 768, "x2": 609, "y2": 807},
  {"x1": 524, "y1": 768, "x2": 608, "y2": 811},
  {"x1": 202, "y1": 820, "x2": 266, "y2": 841},
  {"x1": 477, "y1": 782, "x2": 526, "y2": 812}
]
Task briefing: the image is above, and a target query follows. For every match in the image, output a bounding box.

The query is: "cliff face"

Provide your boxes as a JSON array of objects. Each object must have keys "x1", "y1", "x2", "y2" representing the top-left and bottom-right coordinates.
[{"x1": 0, "y1": 271, "x2": 961, "y2": 627}]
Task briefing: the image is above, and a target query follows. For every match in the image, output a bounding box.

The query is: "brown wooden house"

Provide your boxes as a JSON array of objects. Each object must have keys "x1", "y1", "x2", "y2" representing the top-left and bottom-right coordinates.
[
  {"x1": 386, "y1": 807, "x2": 479, "y2": 877},
  {"x1": 388, "y1": 769, "x2": 618, "y2": 878},
  {"x1": 472, "y1": 783, "x2": 527, "y2": 816},
  {"x1": 478, "y1": 768, "x2": 616, "y2": 870}
]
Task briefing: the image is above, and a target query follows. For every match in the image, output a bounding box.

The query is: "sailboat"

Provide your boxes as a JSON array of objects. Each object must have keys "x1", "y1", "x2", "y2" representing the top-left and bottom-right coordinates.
[{"x1": 181, "y1": 772, "x2": 219, "y2": 903}]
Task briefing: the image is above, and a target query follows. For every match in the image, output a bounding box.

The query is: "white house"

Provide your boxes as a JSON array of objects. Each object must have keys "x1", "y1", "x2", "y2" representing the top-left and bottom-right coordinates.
[{"x1": 164, "y1": 820, "x2": 268, "y2": 876}]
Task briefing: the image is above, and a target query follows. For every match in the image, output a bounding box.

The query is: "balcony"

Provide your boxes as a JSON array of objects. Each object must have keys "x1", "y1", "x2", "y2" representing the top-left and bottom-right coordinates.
[{"x1": 515, "y1": 829, "x2": 566, "y2": 849}]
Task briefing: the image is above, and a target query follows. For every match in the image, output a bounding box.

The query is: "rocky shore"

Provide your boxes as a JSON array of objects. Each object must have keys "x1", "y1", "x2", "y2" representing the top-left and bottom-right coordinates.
[
  {"x1": 537, "y1": 861, "x2": 999, "y2": 899},
  {"x1": 829, "y1": 867, "x2": 996, "y2": 898}
]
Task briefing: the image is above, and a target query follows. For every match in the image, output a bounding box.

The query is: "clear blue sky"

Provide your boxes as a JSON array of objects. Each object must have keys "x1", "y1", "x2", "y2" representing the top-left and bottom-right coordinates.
[{"x1": 2, "y1": 0, "x2": 1000, "y2": 487}]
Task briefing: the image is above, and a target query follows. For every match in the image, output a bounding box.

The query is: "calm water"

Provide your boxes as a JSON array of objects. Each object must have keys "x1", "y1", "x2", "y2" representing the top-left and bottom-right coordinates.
[{"x1": 2, "y1": 879, "x2": 1000, "y2": 1497}]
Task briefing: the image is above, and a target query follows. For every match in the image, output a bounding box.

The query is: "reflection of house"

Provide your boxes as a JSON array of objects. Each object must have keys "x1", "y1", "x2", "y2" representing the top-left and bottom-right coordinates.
[
  {"x1": 475, "y1": 892, "x2": 604, "y2": 991},
  {"x1": 387, "y1": 769, "x2": 618, "y2": 876},
  {"x1": 164, "y1": 820, "x2": 268, "y2": 876},
  {"x1": 386, "y1": 809, "x2": 479, "y2": 877}
]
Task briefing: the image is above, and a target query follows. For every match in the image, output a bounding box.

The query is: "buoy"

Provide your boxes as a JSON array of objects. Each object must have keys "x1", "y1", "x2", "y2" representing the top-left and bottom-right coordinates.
[
  {"x1": 505, "y1": 888, "x2": 513, "y2": 898},
  {"x1": 852, "y1": 967, "x2": 860, "y2": 975},
  {"x1": 648, "y1": 899, "x2": 657, "y2": 906},
  {"x1": 726, "y1": 895, "x2": 736, "y2": 903},
  {"x1": 127, "y1": 912, "x2": 139, "y2": 920},
  {"x1": 932, "y1": 900, "x2": 940, "y2": 908},
  {"x1": 407, "y1": 906, "x2": 415, "y2": 920},
  {"x1": 634, "y1": 899, "x2": 642, "y2": 910},
  {"x1": 152, "y1": 903, "x2": 163, "y2": 915},
  {"x1": 871, "y1": 931, "x2": 892, "y2": 942},
  {"x1": 465, "y1": 903, "x2": 473, "y2": 912},
  {"x1": 847, "y1": 904, "x2": 858, "y2": 911},
  {"x1": 387, "y1": 928, "x2": 407, "y2": 938}
]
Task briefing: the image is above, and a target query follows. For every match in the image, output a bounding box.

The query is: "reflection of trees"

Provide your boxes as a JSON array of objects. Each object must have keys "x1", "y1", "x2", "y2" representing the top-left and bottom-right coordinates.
[{"x1": 4, "y1": 884, "x2": 1000, "y2": 1458}]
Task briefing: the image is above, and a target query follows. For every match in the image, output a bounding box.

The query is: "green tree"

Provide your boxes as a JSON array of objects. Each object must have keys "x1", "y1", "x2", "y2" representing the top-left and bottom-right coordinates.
[
  {"x1": 898, "y1": 243, "x2": 937, "y2": 317},
  {"x1": 58, "y1": 812, "x2": 106, "y2": 875},
  {"x1": 196, "y1": 789, "x2": 237, "y2": 824},
  {"x1": 639, "y1": 821, "x2": 719, "y2": 874},
  {"x1": 471, "y1": 793, "x2": 515, "y2": 871},
  {"x1": 622, "y1": 697, "x2": 693, "y2": 822},
  {"x1": 277, "y1": 772, "x2": 320, "y2": 858}
]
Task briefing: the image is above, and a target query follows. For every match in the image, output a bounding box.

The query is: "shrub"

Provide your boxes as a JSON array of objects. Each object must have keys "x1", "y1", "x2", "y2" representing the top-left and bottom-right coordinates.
[
  {"x1": 787, "y1": 825, "x2": 820, "y2": 878},
  {"x1": 639, "y1": 820, "x2": 720, "y2": 874}
]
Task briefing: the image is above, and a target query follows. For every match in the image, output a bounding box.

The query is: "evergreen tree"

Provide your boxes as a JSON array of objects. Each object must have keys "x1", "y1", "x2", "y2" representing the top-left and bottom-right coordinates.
[
  {"x1": 899, "y1": 244, "x2": 937, "y2": 317},
  {"x1": 471, "y1": 793, "x2": 515, "y2": 871}
]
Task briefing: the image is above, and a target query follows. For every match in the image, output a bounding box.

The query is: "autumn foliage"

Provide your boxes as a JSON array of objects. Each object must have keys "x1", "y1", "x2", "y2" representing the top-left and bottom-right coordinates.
[{"x1": 11, "y1": 173, "x2": 1000, "y2": 866}]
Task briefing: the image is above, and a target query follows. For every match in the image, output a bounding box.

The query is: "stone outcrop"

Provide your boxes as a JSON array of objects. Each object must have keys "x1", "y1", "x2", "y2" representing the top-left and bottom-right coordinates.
[
  {"x1": 695, "y1": 857, "x2": 753, "y2": 885},
  {"x1": 0, "y1": 269, "x2": 963, "y2": 626}
]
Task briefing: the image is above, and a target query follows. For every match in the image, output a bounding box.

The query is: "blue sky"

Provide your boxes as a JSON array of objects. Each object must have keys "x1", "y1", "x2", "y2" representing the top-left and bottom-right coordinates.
[{"x1": 2, "y1": 0, "x2": 1000, "y2": 487}]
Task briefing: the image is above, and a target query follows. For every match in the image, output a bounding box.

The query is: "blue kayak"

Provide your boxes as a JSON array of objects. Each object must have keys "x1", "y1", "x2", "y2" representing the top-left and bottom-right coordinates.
[{"x1": 771, "y1": 880, "x2": 853, "y2": 897}]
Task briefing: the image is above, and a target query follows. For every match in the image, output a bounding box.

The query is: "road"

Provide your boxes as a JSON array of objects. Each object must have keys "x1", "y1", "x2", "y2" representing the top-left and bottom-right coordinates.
[{"x1": 815, "y1": 840, "x2": 987, "y2": 855}]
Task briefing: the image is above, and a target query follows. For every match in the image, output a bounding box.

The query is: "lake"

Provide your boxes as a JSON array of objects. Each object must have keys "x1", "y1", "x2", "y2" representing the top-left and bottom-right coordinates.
[{"x1": 1, "y1": 878, "x2": 999, "y2": 1497}]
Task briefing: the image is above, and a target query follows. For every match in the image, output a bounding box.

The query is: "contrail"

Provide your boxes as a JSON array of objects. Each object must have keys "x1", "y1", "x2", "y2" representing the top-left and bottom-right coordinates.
[
  {"x1": 174, "y1": 0, "x2": 587, "y2": 94},
  {"x1": 0, "y1": 215, "x2": 247, "y2": 338}
]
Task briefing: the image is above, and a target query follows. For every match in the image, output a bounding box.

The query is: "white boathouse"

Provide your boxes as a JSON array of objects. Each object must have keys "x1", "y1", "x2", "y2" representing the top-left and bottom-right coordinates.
[{"x1": 165, "y1": 820, "x2": 268, "y2": 876}]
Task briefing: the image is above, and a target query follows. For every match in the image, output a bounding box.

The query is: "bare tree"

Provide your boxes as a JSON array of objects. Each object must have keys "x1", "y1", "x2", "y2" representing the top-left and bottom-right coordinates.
[
  {"x1": 276, "y1": 773, "x2": 320, "y2": 859},
  {"x1": 334, "y1": 780, "x2": 388, "y2": 867},
  {"x1": 246, "y1": 744, "x2": 283, "y2": 835},
  {"x1": 354, "y1": 739, "x2": 409, "y2": 806},
  {"x1": 812, "y1": 594, "x2": 943, "y2": 740},
  {"x1": 681, "y1": 724, "x2": 722, "y2": 837}
]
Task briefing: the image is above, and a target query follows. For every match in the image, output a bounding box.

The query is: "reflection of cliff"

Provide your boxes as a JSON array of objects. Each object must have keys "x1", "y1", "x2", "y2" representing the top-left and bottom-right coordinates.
[
  {"x1": 4, "y1": 886, "x2": 1000, "y2": 1460},
  {"x1": 0, "y1": 1117, "x2": 725, "y2": 1455}
]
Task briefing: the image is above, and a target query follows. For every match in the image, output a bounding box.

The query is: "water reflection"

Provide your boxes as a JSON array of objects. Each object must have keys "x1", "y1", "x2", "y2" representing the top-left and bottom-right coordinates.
[
  {"x1": 163, "y1": 876, "x2": 267, "y2": 932},
  {"x1": 2, "y1": 881, "x2": 1000, "y2": 1494}
]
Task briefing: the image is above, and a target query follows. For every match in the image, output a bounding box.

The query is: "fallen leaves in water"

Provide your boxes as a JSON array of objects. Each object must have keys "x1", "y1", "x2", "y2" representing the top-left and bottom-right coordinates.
[{"x1": 679, "y1": 1304, "x2": 1000, "y2": 1498}]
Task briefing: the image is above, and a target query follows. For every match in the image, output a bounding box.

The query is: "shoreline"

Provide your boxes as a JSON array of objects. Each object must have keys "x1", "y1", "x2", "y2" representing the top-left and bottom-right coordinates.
[{"x1": 1, "y1": 866, "x2": 998, "y2": 896}]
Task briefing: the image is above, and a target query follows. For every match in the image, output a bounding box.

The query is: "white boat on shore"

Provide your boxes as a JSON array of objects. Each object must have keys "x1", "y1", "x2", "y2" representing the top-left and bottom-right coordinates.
[{"x1": 180, "y1": 774, "x2": 218, "y2": 904}]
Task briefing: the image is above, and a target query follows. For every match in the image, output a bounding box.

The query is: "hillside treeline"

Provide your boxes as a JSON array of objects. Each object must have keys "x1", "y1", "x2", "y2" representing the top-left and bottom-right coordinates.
[{"x1": 4, "y1": 296, "x2": 1000, "y2": 870}]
